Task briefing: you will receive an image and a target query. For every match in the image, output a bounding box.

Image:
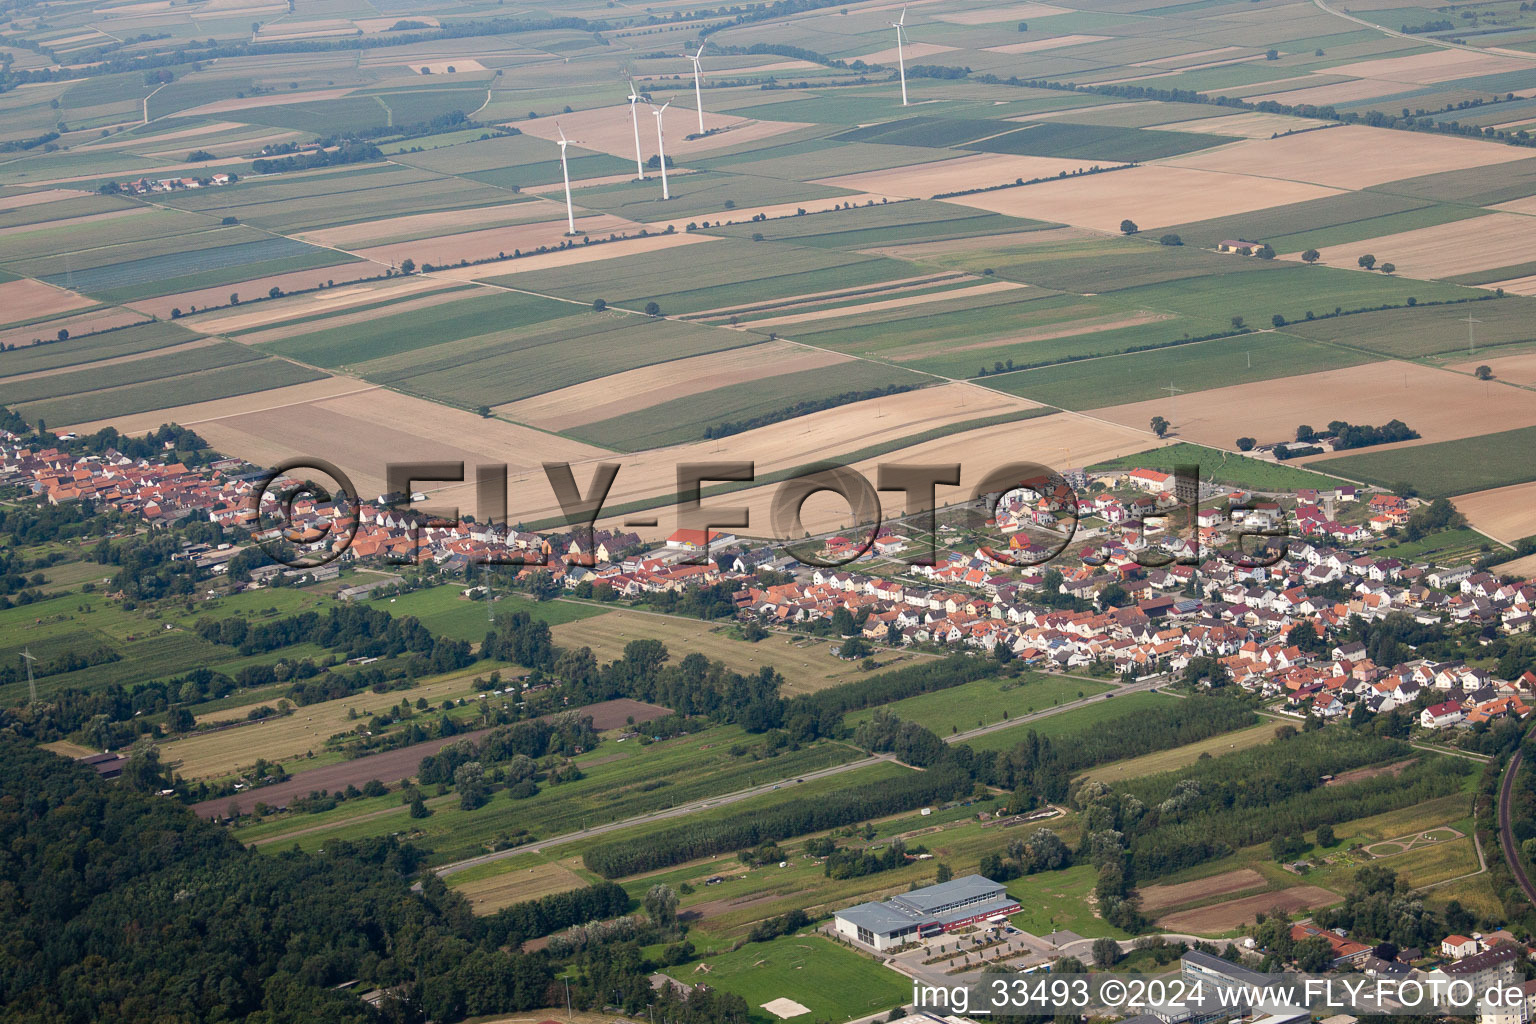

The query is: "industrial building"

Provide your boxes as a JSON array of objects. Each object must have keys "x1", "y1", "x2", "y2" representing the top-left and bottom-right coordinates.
[{"x1": 833, "y1": 874, "x2": 1019, "y2": 951}]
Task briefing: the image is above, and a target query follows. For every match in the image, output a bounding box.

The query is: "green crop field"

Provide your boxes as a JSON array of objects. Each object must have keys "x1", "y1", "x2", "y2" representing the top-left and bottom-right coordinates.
[
  {"x1": 1163, "y1": 189, "x2": 1438, "y2": 250},
  {"x1": 259, "y1": 290, "x2": 573, "y2": 367},
  {"x1": 1090, "y1": 442, "x2": 1347, "y2": 490},
  {"x1": 14, "y1": 357, "x2": 325, "y2": 426},
  {"x1": 964, "y1": 690, "x2": 1178, "y2": 753},
  {"x1": 0, "y1": 321, "x2": 193, "y2": 376},
  {"x1": 0, "y1": 193, "x2": 130, "y2": 229},
  {"x1": 355, "y1": 310, "x2": 755, "y2": 409},
  {"x1": 567, "y1": 360, "x2": 937, "y2": 450},
  {"x1": 1282, "y1": 297, "x2": 1536, "y2": 358},
  {"x1": 1309, "y1": 424, "x2": 1536, "y2": 497},
  {"x1": 486, "y1": 236, "x2": 915, "y2": 315},
  {"x1": 673, "y1": 934, "x2": 908, "y2": 1024},
  {"x1": 240, "y1": 728, "x2": 862, "y2": 864},
  {"x1": 0, "y1": 341, "x2": 259, "y2": 406},
  {"x1": 8, "y1": 223, "x2": 275, "y2": 277},
  {"x1": 704, "y1": 199, "x2": 1052, "y2": 248},
  {"x1": 543, "y1": 169, "x2": 857, "y2": 221},
  {"x1": 962, "y1": 121, "x2": 1233, "y2": 161},
  {"x1": 987, "y1": 332, "x2": 1374, "y2": 410},
  {"x1": 929, "y1": 234, "x2": 1286, "y2": 294},
  {"x1": 376, "y1": 588, "x2": 610, "y2": 642},
  {"x1": 844, "y1": 673, "x2": 1111, "y2": 736},
  {"x1": 0, "y1": 208, "x2": 222, "y2": 263}
]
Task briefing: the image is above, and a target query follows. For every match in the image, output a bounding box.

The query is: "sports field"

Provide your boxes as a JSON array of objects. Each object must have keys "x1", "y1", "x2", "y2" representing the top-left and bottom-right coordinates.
[{"x1": 673, "y1": 934, "x2": 910, "y2": 1024}]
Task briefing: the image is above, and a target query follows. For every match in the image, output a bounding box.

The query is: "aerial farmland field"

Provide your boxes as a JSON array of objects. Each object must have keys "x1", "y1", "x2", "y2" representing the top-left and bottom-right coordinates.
[{"x1": 9, "y1": 0, "x2": 1536, "y2": 1014}]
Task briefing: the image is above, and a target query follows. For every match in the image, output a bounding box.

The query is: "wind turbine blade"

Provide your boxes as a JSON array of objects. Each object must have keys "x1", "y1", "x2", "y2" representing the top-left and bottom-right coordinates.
[
  {"x1": 556, "y1": 121, "x2": 567, "y2": 143},
  {"x1": 899, "y1": 4, "x2": 907, "y2": 24},
  {"x1": 696, "y1": 43, "x2": 705, "y2": 59}
]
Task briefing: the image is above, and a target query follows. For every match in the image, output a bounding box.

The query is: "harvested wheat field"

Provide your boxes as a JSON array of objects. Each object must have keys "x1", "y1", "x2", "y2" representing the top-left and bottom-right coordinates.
[
  {"x1": 1140, "y1": 868, "x2": 1268, "y2": 914},
  {"x1": 492, "y1": 382, "x2": 1039, "y2": 528},
  {"x1": 449, "y1": 232, "x2": 719, "y2": 278},
  {"x1": 0, "y1": 278, "x2": 94, "y2": 321},
  {"x1": 498, "y1": 341, "x2": 854, "y2": 432},
  {"x1": 1493, "y1": 550, "x2": 1536, "y2": 577},
  {"x1": 403, "y1": 59, "x2": 486, "y2": 74},
  {"x1": 984, "y1": 34, "x2": 1111, "y2": 54},
  {"x1": 856, "y1": 41, "x2": 958, "y2": 63},
  {"x1": 1135, "y1": 45, "x2": 1246, "y2": 68},
  {"x1": 127, "y1": 259, "x2": 392, "y2": 319},
  {"x1": 453, "y1": 860, "x2": 589, "y2": 915},
  {"x1": 1447, "y1": 350, "x2": 1536, "y2": 387},
  {"x1": 814, "y1": 152, "x2": 1087, "y2": 201},
  {"x1": 1156, "y1": 885, "x2": 1338, "y2": 935},
  {"x1": 177, "y1": 387, "x2": 609, "y2": 501},
  {"x1": 0, "y1": 188, "x2": 89, "y2": 211},
  {"x1": 593, "y1": 406, "x2": 1156, "y2": 539},
  {"x1": 1092, "y1": 361, "x2": 1536, "y2": 451},
  {"x1": 940, "y1": 164, "x2": 1340, "y2": 232},
  {"x1": 1483, "y1": 272, "x2": 1536, "y2": 296},
  {"x1": 176, "y1": 87, "x2": 361, "y2": 118},
  {"x1": 936, "y1": 2, "x2": 1070, "y2": 23},
  {"x1": 1491, "y1": 194, "x2": 1536, "y2": 216},
  {"x1": 1245, "y1": 77, "x2": 1411, "y2": 108},
  {"x1": 1284, "y1": 213, "x2": 1533, "y2": 280},
  {"x1": 1325, "y1": 48, "x2": 1534, "y2": 86},
  {"x1": 514, "y1": 103, "x2": 808, "y2": 160},
  {"x1": 352, "y1": 214, "x2": 640, "y2": 267},
  {"x1": 1, "y1": 337, "x2": 222, "y2": 384},
  {"x1": 0, "y1": 308, "x2": 150, "y2": 350},
  {"x1": 641, "y1": 192, "x2": 899, "y2": 231},
  {"x1": 300, "y1": 200, "x2": 563, "y2": 248},
  {"x1": 1452, "y1": 481, "x2": 1536, "y2": 545},
  {"x1": 1161, "y1": 124, "x2": 1532, "y2": 190},
  {"x1": 741, "y1": 280, "x2": 1026, "y2": 330},
  {"x1": 1154, "y1": 111, "x2": 1336, "y2": 138},
  {"x1": 186, "y1": 276, "x2": 458, "y2": 336},
  {"x1": 890, "y1": 310, "x2": 1174, "y2": 361},
  {"x1": 63, "y1": 374, "x2": 368, "y2": 435}
]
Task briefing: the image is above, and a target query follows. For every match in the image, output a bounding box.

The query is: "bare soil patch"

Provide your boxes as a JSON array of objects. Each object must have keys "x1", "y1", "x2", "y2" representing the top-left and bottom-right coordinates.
[
  {"x1": 443, "y1": 232, "x2": 717, "y2": 277},
  {"x1": 1140, "y1": 868, "x2": 1267, "y2": 913},
  {"x1": 1326, "y1": 758, "x2": 1413, "y2": 787},
  {"x1": 0, "y1": 188, "x2": 89, "y2": 211},
  {"x1": 1453, "y1": 480, "x2": 1536, "y2": 544},
  {"x1": 498, "y1": 342, "x2": 853, "y2": 431},
  {"x1": 744, "y1": 280, "x2": 1027, "y2": 330},
  {"x1": 352, "y1": 214, "x2": 640, "y2": 267},
  {"x1": 1283, "y1": 212, "x2": 1533, "y2": 279},
  {"x1": 1161, "y1": 124, "x2": 1532, "y2": 190},
  {"x1": 814, "y1": 152, "x2": 1085, "y2": 201},
  {"x1": 127, "y1": 259, "x2": 392, "y2": 319},
  {"x1": 514, "y1": 103, "x2": 809, "y2": 160},
  {"x1": 188, "y1": 275, "x2": 458, "y2": 336},
  {"x1": 1247, "y1": 78, "x2": 1410, "y2": 108},
  {"x1": 1091, "y1": 360, "x2": 1536, "y2": 451},
  {"x1": 1326, "y1": 48, "x2": 1533, "y2": 86},
  {"x1": 300, "y1": 201, "x2": 562, "y2": 248},
  {"x1": 0, "y1": 279, "x2": 94, "y2": 322},
  {"x1": 455, "y1": 859, "x2": 588, "y2": 914},
  {"x1": 176, "y1": 87, "x2": 361, "y2": 118},
  {"x1": 940, "y1": 164, "x2": 1340, "y2": 232},
  {"x1": 583, "y1": 698, "x2": 672, "y2": 730},
  {"x1": 1156, "y1": 885, "x2": 1338, "y2": 934}
]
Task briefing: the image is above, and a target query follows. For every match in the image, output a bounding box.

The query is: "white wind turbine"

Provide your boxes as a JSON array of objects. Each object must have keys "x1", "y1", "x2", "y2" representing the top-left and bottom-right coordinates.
[
  {"x1": 627, "y1": 80, "x2": 646, "y2": 180},
  {"x1": 686, "y1": 43, "x2": 706, "y2": 134},
  {"x1": 891, "y1": 6, "x2": 910, "y2": 107},
  {"x1": 652, "y1": 101, "x2": 672, "y2": 200},
  {"x1": 555, "y1": 121, "x2": 576, "y2": 234}
]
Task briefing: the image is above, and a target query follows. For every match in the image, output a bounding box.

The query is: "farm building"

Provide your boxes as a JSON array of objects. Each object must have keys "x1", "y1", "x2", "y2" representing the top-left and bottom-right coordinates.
[{"x1": 833, "y1": 874, "x2": 1018, "y2": 950}]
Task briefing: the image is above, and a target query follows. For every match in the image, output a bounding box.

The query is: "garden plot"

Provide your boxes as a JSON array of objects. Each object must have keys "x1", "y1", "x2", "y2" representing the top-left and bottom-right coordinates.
[
  {"x1": 1160, "y1": 124, "x2": 1532, "y2": 190},
  {"x1": 939, "y1": 164, "x2": 1341, "y2": 232}
]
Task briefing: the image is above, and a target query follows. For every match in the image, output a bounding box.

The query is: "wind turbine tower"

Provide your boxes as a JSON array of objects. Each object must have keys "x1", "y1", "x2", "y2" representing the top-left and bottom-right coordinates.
[
  {"x1": 627, "y1": 81, "x2": 646, "y2": 179},
  {"x1": 687, "y1": 44, "x2": 706, "y2": 134},
  {"x1": 21, "y1": 648, "x2": 36, "y2": 704},
  {"x1": 652, "y1": 102, "x2": 672, "y2": 200},
  {"x1": 892, "y1": 7, "x2": 910, "y2": 106},
  {"x1": 555, "y1": 122, "x2": 576, "y2": 235}
]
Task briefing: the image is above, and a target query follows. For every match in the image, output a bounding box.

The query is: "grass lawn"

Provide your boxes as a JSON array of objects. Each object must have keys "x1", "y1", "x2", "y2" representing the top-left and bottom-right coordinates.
[
  {"x1": 378, "y1": 587, "x2": 610, "y2": 642},
  {"x1": 1090, "y1": 442, "x2": 1345, "y2": 491},
  {"x1": 672, "y1": 933, "x2": 909, "y2": 1024},
  {"x1": 844, "y1": 673, "x2": 1110, "y2": 736},
  {"x1": 1083, "y1": 720, "x2": 1289, "y2": 785},
  {"x1": 1310, "y1": 425, "x2": 1536, "y2": 497},
  {"x1": 1006, "y1": 863, "x2": 1132, "y2": 940},
  {"x1": 965, "y1": 690, "x2": 1177, "y2": 753}
]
